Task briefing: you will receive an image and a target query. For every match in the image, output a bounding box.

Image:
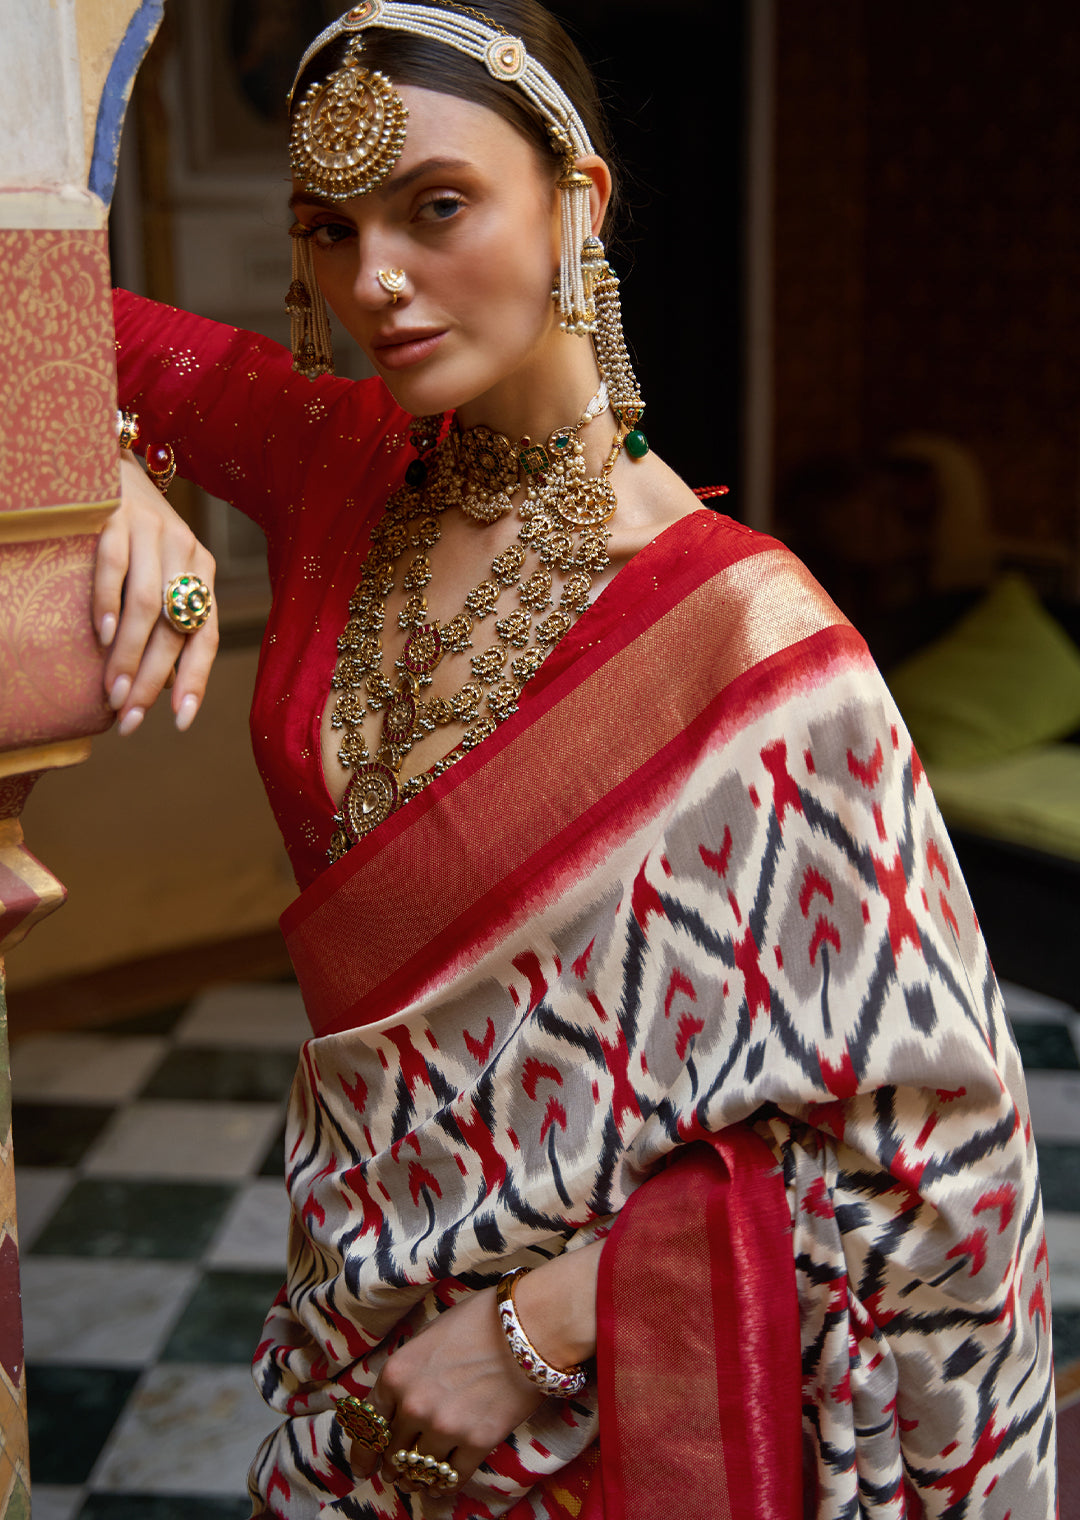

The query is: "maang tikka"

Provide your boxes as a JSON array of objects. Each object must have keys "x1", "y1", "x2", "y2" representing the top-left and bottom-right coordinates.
[{"x1": 283, "y1": 0, "x2": 645, "y2": 454}]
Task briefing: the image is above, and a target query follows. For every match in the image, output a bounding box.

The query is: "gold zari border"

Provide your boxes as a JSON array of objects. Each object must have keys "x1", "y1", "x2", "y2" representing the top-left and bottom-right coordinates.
[{"x1": 0, "y1": 500, "x2": 118, "y2": 545}]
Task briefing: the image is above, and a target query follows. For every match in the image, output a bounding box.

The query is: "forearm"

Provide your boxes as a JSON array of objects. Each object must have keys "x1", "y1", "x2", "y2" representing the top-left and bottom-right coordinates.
[{"x1": 509, "y1": 1236, "x2": 604, "y2": 1370}]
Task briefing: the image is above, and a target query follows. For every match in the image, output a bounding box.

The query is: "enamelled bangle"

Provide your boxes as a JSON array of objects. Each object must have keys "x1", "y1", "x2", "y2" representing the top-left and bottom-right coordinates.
[{"x1": 496, "y1": 1268, "x2": 588, "y2": 1398}]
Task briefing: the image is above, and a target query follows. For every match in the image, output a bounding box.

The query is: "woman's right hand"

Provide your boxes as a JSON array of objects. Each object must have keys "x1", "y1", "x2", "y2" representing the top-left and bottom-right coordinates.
[{"x1": 95, "y1": 453, "x2": 219, "y2": 737}]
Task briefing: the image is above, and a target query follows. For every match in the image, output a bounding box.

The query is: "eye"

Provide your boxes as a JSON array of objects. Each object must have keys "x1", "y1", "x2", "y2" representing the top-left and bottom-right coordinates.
[
  {"x1": 416, "y1": 193, "x2": 465, "y2": 223},
  {"x1": 310, "y1": 221, "x2": 355, "y2": 249}
]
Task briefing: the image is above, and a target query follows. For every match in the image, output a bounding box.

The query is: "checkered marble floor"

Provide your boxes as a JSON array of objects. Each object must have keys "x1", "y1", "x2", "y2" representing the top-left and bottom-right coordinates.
[{"x1": 10, "y1": 979, "x2": 1080, "y2": 1519}]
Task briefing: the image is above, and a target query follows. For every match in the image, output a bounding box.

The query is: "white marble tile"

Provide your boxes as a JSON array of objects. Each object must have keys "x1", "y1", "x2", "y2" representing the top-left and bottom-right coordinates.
[
  {"x1": 90, "y1": 1363, "x2": 280, "y2": 1495},
  {"x1": 1024, "y1": 1071, "x2": 1080, "y2": 1145},
  {"x1": 12, "y1": 1167, "x2": 72, "y2": 1251},
  {"x1": 81, "y1": 1100, "x2": 283, "y2": 1180},
  {"x1": 21, "y1": 1257, "x2": 198, "y2": 1365},
  {"x1": 176, "y1": 983, "x2": 310, "y2": 1050},
  {"x1": 29, "y1": 1486, "x2": 85, "y2": 1520},
  {"x1": 1001, "y1": 980, "x2": 1076, "y2": 1022},
  {"x1": 206, "y1": 1177, "x2": 290, "y2": 1270},
  {"x1": 1046, "y1": 1211, "x2": 1080, "y2": 1310},
  {"x1": 11, "y1": 1033, "x2": 167, "y2": 1102}
]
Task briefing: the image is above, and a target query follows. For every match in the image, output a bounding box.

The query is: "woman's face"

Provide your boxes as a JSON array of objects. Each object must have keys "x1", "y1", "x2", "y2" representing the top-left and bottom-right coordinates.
[{"x1": 289, "y1": 85, "x2": 563, "y2": 416}]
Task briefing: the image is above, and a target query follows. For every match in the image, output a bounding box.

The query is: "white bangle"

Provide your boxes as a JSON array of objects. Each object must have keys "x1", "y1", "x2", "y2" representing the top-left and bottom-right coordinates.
[{"x1": 496, "y1": 1268, "x2": 588, "y2": 1398}]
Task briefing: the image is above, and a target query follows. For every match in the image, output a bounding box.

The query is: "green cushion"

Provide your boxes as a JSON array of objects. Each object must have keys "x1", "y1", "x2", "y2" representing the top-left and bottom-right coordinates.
[
  {"x1": 888, "y1": 574, "x2": 1080, "y2": 766},
  {"x1": 928, "y1": 746, "x2": 1080, "y2": 862}
]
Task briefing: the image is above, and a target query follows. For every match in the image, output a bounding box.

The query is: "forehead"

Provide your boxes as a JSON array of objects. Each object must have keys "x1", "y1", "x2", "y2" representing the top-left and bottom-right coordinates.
[{"x1": 394, "y1": 83, "x2": 537, "y2": 160}]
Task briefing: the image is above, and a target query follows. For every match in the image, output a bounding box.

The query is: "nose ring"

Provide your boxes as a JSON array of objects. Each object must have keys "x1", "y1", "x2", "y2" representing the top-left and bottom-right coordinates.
[{"x1": 377, "y1": 268, "x2": 406, "y2": 304}]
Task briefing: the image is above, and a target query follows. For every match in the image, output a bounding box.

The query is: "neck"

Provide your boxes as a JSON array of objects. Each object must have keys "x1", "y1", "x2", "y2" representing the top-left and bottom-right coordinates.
[{"x1": 454, "y1": 327, "x2": 606, "y2": 452}]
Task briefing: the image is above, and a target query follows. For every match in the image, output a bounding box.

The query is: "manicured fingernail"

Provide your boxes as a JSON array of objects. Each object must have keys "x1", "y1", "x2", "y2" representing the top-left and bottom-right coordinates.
[
  {"x1": 175, "y1": 694, "x2": 199, "y2": 732},
  {"x1": 99, "y1": 613, "x2": 117, "y2": 646},
  {"x1": 118, "y1": 706, "x2": 144, "y2": 737},
  {"x1": 109, "y1": 674, "x2": 132, "y2": 710}
]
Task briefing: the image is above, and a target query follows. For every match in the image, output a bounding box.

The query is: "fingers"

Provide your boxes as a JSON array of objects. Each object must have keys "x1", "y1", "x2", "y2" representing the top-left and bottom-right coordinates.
[
  {"x1": 93, "y1": 500, "x2": 132, "y2": 651},
  {"x1": 367, "y1": 1389, "x2": 478, "y2": 1496},
  {"x1": 98, "y1": 457, "x2": 218, "y2": 733},
  {"x1": 171, "y1": 556, "x2": 219, "y2": 733}
]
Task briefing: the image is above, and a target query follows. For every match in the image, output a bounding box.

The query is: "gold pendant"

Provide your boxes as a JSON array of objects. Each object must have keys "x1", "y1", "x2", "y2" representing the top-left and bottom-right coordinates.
[
  {"x1": 551, "y1": 477, "x2": 618, "y2": 529},
  {"x1": 343, "y1": 762, "x2": 399, "y2": 841},
  {"x1": 382, "y1": 683, "x2": 416, "y2": 747}
]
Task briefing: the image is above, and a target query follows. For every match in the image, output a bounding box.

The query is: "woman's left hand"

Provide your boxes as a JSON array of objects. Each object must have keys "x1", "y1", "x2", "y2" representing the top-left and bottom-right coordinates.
[
  {"x1": 352, "y1": 1239, "x2": 603, "y2": 1496},
  {"x1": 96, "y1": 454, "x2": 219, "y2": 736},
  {"x1": 355, "y1": 1284, "x2": 544, "y2": 1494}
]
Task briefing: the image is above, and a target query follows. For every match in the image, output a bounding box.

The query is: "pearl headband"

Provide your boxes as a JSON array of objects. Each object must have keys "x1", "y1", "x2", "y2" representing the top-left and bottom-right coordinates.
[{"x1": 287, "y1": 0, "x2": 597, "y2": 333}]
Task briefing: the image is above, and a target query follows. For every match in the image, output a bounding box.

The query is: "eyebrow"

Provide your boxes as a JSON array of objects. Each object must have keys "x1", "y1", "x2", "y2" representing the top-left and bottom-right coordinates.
[{"x1": 288, "y1": 157, "x2": 473, "y2": 212}]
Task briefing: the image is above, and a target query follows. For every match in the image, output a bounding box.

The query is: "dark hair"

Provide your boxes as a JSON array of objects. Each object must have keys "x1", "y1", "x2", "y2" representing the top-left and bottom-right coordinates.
[{"x1": 290, "y1": 1, "x2": 620, "y2": 227}]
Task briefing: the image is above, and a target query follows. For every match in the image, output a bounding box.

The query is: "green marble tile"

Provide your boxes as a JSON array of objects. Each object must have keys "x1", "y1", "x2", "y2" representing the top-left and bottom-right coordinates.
[
  {"x1": 1012, "y1": 1020, "x2": 1080, "y2": 1072},
  {"x1": 12, "y1": 1103, "x2": 113, "y2": 1167},
  {"x1": 257, "y1": 1118, "x2": 287, "y2": 1178},
  {"x1": 141, "y1": 1048, "x2": 297, "y2": 1104},
  {"x1": 160, "y1": 1270, "x2": 283, "y2": 1364},
  {"x1": 1034, "y1": 1143, "x2": 1080, "y2": 1214},
  {"x1": 31, "y1": 1179, "x2": 236, "y2": 1260},
  {"x1": 26, "y1": 1364, "x2": 139, "y2": 1484},
  {"x1": 78, "y1": 1497, "x2": 251, "y2": 1519}
]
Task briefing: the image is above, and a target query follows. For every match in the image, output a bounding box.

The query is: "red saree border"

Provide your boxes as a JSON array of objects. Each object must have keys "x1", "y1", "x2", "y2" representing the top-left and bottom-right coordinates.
[
  {"x1": 283, "y1": 512, "x2": 754, "y2": 928},
  {"x1": 283, "y1": 515, "x2": 859, "y2": 1035},
  {"x1": 584, "y1": 1130, "x2": 804, "y2": 1520}
]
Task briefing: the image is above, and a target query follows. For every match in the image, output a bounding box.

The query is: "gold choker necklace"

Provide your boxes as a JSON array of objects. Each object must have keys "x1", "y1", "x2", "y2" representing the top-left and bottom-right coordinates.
[{"x1": 327, "y1": 388, "x2": 625, "y2": 857}]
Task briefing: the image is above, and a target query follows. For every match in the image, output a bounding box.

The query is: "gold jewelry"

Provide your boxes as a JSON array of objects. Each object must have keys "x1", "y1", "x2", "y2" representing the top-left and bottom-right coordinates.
[
  {"x1": 288, "y1": 5, "x2": 600, "y2": 333},
  {"x1": 333, "y1": 1396, "x2": 390, "y2": 1456},
  {"x1": 377, "y1": 268, "x2": 406, "y2": 303},
  {"x1": 390, "y1": 1446, "x2": 460, "y2": 1493},
  {"x1": 289, "y1": 37, "x2": 409, "y2": 201},
  {"x1": 496, "y1": 1268, "x2": 588, "y2": 1397},
  {"x1": 327, "y1": 387, "x2": 619, "y2": 859},
  {"x1": 163, "y1": 574, "x2": 212, "y2": 634},
  {"x1": 287, "y1": 225, "x2": 335, "y2": 380},
  {"x1": 116, "y1": 410, "x2": 140, "y2": 450},
  {"x1": 146, "y1": 442, "x2": 177, "y2": 494}
]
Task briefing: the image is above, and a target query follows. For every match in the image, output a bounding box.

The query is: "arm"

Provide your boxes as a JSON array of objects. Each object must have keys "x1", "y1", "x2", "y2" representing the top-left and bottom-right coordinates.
[
  {"x1": 349, "y1": 1239, "x2": 603, "y2": 1493},
  {"x1": 113, "y1": 289, "x2": 369, "y2": 533}
]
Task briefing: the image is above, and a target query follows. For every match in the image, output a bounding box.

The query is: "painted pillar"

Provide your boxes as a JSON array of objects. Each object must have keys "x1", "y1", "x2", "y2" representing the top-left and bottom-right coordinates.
[{"x1": 0, "y1": 2, "x2": 164, "y2": 1509}]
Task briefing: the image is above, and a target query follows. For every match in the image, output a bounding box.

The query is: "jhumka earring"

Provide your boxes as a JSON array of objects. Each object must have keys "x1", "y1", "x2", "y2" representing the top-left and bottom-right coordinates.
[
  {"x1": 586, "y1": 238, "x2": 648, "y2": 459},
  {"x1": 286, "y1": 225, "x2": 334, "y2": 380}
]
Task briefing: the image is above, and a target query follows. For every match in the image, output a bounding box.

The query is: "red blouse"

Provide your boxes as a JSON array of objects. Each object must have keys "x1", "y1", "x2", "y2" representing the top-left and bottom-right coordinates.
[{"x1": 113, "y1": 289, "x2": 413, "y2": 890}]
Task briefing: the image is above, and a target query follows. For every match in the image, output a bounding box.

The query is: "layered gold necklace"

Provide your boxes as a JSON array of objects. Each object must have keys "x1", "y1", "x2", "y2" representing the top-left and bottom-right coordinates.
[{"x1": 327, "y1": 386, "x2": 625, "y2": 859}]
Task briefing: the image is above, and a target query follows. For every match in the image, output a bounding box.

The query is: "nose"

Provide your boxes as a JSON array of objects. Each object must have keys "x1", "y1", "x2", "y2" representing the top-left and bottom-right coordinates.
[
  {"x1": 350, "y1": 234, "x2": 412, "y2": 312},
  {"x1": 376, "y1": 268, "x2": 407, "y2": 305}
]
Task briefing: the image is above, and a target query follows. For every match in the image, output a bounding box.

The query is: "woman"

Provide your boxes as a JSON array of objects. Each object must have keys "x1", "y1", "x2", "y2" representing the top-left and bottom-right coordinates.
[{"x1": 102, "y1": 2, "x2": 1055, "y2": 1515}]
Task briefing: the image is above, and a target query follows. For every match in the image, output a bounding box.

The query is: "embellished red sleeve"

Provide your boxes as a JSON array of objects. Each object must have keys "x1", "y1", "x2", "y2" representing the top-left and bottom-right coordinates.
[{"x1": 112, "y1": 288, "x2": 358, "y2": 535}]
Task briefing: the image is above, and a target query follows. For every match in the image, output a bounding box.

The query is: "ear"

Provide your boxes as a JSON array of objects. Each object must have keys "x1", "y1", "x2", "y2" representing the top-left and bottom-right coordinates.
[{"x1": 576, "y1": 154, "x2": 612, "y2": 236}]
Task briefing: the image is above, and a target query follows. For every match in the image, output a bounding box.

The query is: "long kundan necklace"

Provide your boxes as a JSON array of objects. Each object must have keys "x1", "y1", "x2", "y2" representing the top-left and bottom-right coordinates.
[{"x1": 327, "y1": 384, "x2": 626, "y2": 859}]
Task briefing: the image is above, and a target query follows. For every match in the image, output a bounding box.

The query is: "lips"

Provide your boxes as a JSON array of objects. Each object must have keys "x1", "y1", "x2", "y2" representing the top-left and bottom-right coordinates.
[{"x1": 371, "y1": 328, "x2": 447, "y2": 371}]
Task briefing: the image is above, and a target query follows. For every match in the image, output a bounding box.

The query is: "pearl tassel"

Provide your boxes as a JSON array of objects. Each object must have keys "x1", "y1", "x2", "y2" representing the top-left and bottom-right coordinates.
[
  {"x1": 286, "y1": 226, "x2": 334, "y2": 380},
  {"x1": 558, "y1": 167, "x2": 596, "y2": 335}
]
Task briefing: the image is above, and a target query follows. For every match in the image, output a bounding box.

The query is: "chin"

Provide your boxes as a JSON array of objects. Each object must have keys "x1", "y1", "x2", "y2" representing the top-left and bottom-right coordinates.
[{"x1": 377, "y1": 359, "x2": 494, "y2": 421}]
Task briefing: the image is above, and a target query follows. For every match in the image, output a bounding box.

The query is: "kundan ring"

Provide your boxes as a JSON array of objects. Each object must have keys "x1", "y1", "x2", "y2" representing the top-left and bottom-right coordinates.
[
  {"x1": 333, "y1": 1396, "x2": 390, "y2": 1457},
  {"x1": 390, "y1": 1446, "x2": 460, "y2": 1493},
  {"x1": 163, "y1": 574, "x2": 212, "y2": 634}
]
